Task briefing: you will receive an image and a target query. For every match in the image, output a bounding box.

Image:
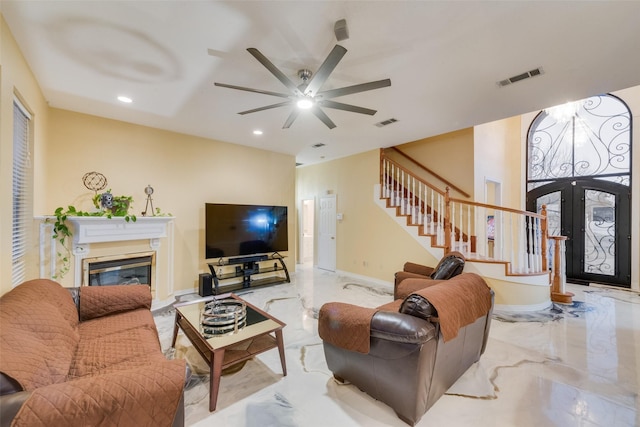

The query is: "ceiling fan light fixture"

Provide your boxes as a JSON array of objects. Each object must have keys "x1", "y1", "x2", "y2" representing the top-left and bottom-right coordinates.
[
  {"x1": 297, "y1": 98, "x2": 314, "y2": 109},
  {"x1": 215, "y1": 45, "x2": 390, "y2": 129}
]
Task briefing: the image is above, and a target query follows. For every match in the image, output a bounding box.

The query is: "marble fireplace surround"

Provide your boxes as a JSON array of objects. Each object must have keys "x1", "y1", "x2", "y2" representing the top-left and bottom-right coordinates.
[{"x1": 38, "y1": 216, "x2": 174, "y2": 307}]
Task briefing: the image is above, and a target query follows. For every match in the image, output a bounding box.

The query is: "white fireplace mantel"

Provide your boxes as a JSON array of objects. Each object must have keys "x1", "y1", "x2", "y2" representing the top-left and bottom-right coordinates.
[
  {"x1": 37, "y1": 216, "x2": 175, "y2": 295},
  {"x1": 66, "y1": 216, "x2": 173, "y2": 245}
]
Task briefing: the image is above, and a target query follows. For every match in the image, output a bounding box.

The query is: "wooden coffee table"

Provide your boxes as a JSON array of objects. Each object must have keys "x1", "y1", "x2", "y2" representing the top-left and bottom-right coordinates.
[{"x1": 171, "y1": 292, "x2": 287, "y2": 411}]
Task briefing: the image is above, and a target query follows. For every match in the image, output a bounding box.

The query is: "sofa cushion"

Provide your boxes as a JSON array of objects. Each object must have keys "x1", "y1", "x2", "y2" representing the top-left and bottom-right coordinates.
[
  {"x1": 77, "y1": 308, "x2": 158, "y2": 339},
  {"x1": 399, "y1": 294, "x2": 439, "y2": 320},
  {"x1": 13, "y1": 361, "x2": 186, "y2": 427},
  {"x1": 70, "y1": 309, "x2": 164, "y2": 378},
  {"x1": 0, "y1": 280, "x2": 80, "y2": 392},
  {"x1": 3, "y1": 279, "x2": 79, "y2": 327},
  {"x1": 79, "y1": 284, "x2": 151, "y2": 321}
]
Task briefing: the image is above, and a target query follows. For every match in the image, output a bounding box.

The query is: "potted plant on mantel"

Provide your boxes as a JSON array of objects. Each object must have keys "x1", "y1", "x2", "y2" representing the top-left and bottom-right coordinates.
[{"x1": 49, "y1": 190, "x2": 137, "y2": 279}]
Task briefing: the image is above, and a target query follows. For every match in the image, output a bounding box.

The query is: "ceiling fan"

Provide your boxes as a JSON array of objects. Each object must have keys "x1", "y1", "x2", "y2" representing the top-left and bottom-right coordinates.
[{"x1": 214, "y1": 45, "x2": 391, "y2": 129}]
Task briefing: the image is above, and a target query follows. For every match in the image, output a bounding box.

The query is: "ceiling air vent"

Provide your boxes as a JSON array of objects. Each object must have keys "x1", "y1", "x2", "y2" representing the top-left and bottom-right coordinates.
[
  {"x1": 312, "y1": 143, "x2": 326, "y2": 148},
  {"x1": 497, "y1": 67, "x2": 544, "y2": 87},
  {"x1": 375, "y1": 118, "x2": 398, "y2": 127}
]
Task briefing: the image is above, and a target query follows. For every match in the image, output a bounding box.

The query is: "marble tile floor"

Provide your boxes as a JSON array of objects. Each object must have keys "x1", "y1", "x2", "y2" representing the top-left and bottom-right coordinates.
[{"x1": 153, "y1": 264, "x2": 640, "y2": 427}]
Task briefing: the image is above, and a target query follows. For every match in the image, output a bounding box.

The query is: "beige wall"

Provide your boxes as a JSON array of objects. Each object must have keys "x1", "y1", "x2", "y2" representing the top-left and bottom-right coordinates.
[
  {"x1": 1, "y1": 16, "x2": 50, "y2": 294},
  {"x1": 474, "y1": 116, "x2": 523, "y2": 209},
  {"x1": 612, "y1": 85, "x2": 640, "y2": 291},
  {"x1": 296, "y1": 150, "x2": 438, "y2": 282},
  {"x1": 395, "y1": 128, "x2": 475, "y2": 199},
  {"x1": 43, "y1": 108, "x2": 296, "y2": 293}
]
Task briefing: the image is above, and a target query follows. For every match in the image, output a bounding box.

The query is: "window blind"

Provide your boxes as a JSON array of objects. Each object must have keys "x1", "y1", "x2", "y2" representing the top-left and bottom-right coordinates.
[{"x1": 12, "y1": 99, "x2": 32, "y2": 286}]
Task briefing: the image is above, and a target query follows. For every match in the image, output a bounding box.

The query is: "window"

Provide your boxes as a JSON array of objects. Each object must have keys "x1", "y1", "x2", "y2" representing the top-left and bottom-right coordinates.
[
  {"x1": 527, "y1": 94, "x2": 631, "y2": 190},
  {"x1": 12, "y1": 98, "x2": 32, "y2": 286}
]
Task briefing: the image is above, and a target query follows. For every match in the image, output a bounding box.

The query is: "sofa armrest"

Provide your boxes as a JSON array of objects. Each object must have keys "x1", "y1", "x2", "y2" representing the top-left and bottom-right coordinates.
[
  {"x1": 0, "y1": 391, "x2": 30, "y2": 427},
  {"x1": 403, "y1": 262, "x2": 435, "y2": 277},
  {"x1": 11, "y1": 360, "x2": 185, "y2": 427},
  {"x1": 370, "y1": 311, "x2": 436, "y2": 344},
  {"x1": 79, "y1": 284, "x2": 152, "y2": 321},
  {"x1": 395, "y1": 277, "x2": 445, "y2": 300},
  {"x1": 318, "y1": 302, "x2": 377, "y2": 354}
]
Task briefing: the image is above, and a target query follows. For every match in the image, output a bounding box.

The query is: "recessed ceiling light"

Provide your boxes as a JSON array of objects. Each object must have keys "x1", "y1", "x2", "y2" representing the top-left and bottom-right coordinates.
[
  {"x1": 117, "y1": 95, "x2": 132, "y2": 103},
  {"x1": 253, "y1": 130, "x2": 263, "y2": 135}
]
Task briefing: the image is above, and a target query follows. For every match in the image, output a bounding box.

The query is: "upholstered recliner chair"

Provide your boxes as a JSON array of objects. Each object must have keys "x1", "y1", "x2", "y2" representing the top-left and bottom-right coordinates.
[
  {"x1": 318, "y1": 272, "x2": 493, "y2": 426},
  {"x1": 394, "y1": 251, "x2": 466, "y2": 299}
]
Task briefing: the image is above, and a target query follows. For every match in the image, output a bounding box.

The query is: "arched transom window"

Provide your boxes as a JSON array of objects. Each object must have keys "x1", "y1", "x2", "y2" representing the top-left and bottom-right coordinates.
[{"x1": 527, "y1": 94, "x2": 631, "y2": 190}]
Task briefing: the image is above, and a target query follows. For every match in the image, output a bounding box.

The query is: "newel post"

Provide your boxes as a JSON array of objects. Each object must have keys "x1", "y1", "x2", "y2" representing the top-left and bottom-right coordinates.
[
  {"x1": 540, "y1": 204, "x2": 548, "y2": 272},
  {"x1": 549, "y1": 235, "x2": 574, "y2": 304},
  {"x1": 444, "y1": 187, "x2": 451, "y2": 253}
]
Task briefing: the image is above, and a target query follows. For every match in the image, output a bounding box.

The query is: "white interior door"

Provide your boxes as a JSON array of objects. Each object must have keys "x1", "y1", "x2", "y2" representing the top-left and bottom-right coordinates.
[
  {"x1": 318, "y1": 194, "x2": 336, "y2": 271},
  {"x1": 301, "y1": 199, "x2": 314, "y2": 264}
]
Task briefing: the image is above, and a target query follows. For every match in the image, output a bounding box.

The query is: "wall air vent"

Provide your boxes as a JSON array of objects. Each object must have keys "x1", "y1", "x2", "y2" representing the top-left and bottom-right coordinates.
[
  {"x1": 375, "y1": 118, "x2": 398, "y2": 127},
  {"x1": 497, "y1": 67, "x2": 544, "y2": 87},
  {"x1": 312, "y1": 143, "x2": 326, "y2": 148}
]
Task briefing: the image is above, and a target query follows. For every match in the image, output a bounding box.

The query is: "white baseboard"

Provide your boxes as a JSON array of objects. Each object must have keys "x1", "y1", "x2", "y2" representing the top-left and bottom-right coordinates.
[{"x1": 152, "y1": 288, "x2": 195, "y2": 311}]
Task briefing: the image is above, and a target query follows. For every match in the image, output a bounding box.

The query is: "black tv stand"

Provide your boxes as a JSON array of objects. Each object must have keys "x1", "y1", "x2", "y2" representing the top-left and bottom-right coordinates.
[
  {"x1": 206, "y1": 254, "x2": 289, "y2": 295},
  {"x1": 226, "y1": 254, "x2": 269, "y2": 265}
]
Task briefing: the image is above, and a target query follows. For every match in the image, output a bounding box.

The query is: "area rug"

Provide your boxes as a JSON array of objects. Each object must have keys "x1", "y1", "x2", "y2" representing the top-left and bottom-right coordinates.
[{"x1": 154, "y1": 306, "x2": 284, "y2": 426}]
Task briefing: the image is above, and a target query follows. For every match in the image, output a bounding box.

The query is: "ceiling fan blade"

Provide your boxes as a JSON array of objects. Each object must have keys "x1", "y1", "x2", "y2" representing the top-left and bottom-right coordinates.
[
  {"x1": 304, "y1": 45, "x2": 347, "y2": 97},
  {"x1": 311, "y1": 107, "x2": 336, "y2": 129},
  {"x1": 247, "y1": 48, "x2": 303, "y2": 97},
  {"x1": 318, "y1": 100, "x2": 377, "y2": 115},
  {"x1": 238, "y1": 101, "x2": 293, "y2": 115},
  {"x1": 214, "y1": 82, "x2": 291, "y2": 99},
  {"x1": 282, "y1": 109, "x2": 300, "y2": 129},
  {"x1": 319, "y1": 79, "x2": 391, "y2": 99}
]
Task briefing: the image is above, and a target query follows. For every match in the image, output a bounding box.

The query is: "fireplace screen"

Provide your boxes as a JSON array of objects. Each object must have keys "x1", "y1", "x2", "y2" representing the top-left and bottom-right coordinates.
[{"x1": 85, "y1": 253, "x2": 154, "y2": 286}]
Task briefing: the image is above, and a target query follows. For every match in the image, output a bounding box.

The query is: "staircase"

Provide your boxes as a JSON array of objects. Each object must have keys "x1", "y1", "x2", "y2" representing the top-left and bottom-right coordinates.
[{"x1": 376, "y1": 149, "x2": 556, "y2": 311}]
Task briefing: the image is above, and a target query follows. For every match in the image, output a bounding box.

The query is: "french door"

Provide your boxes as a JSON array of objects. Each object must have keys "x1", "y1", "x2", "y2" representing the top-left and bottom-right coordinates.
[{"x1": 527, "y1": 179, "x2": 630, "y2": 287}]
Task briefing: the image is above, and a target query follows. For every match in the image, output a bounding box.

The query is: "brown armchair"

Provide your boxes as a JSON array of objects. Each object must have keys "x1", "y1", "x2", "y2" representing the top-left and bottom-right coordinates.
[
  {"x1": 394, "y1": 251, "x2": 466, "y2": 299},
  {"x1": 319, "y1": 273, "x2": 493, "y2": 426}
]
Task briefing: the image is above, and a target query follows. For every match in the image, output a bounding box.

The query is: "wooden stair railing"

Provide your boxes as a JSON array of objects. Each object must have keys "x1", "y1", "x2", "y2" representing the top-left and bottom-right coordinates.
[
  {"x1": 380, "y1": 151, "x2": 550, "y2": 276},
  {"x1": 384, "y1": 147, "x2": 471, "y2": 198}
]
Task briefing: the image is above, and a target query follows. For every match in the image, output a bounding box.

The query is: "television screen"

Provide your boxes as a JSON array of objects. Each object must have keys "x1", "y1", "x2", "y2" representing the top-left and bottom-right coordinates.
[{"x1": 205, "y1": 203, "x2": 288, "y2": 259}]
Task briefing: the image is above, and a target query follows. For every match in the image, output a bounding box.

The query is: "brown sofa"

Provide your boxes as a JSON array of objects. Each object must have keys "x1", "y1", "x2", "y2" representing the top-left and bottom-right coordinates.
[
  {"x1": 318, "y1": 272, "x2": 493, "y2": 426},
  {"x1": 0, "y1": 279, "x2": 186, "y2": 427},
  {"x1": 394, "y1": 251, "x2": 466, "y2": 298}
]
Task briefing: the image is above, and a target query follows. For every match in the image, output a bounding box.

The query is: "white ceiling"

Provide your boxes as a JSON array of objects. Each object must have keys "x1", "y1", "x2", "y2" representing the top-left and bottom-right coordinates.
[{"x1": 3, "y1": 1, "x2": 640, "y2": 166}]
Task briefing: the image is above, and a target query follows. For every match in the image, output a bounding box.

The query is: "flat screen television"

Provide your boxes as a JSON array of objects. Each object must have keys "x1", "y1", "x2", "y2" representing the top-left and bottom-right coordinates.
[{"x1": 205, "y1": 203, "x2": 288, "y2": 259}]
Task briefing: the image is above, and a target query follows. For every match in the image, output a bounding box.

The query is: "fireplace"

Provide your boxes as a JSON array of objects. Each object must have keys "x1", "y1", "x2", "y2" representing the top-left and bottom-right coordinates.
[
  {"x1": 38, "y1": 215, "x2": 174, "y2": 306},
  {"x1": 83, "y1": 252, "x2": 155, "y2": 287}
]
